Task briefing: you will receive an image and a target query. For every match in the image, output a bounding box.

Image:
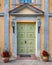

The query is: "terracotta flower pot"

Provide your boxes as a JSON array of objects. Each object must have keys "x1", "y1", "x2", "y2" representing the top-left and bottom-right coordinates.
[
  {"x1": 2, "y1": 57, "x2": 9, "y2": 63},
  {"x1": 42, "y1": 56, "x2": 49, "y2": 62}
]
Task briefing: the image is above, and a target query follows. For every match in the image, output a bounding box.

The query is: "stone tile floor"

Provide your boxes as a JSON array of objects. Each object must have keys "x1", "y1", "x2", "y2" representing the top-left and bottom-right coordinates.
[{"x1": 0, "y1": 57, "x2": 52, "y2": 65}]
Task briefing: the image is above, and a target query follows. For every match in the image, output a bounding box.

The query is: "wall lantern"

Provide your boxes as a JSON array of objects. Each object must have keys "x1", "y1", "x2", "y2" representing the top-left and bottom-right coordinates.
[
  {"x1": 12, "y1": 21, "x2": 15, "y2": 33},
  {"x1": 38, "y1": 19, "x2": 41, "y2": 33}
]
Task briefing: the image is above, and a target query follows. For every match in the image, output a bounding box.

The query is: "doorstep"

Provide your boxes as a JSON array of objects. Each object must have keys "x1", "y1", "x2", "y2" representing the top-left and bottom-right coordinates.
[{"x1": 12, "y1": 55, "x2": 39, "y2": 60}]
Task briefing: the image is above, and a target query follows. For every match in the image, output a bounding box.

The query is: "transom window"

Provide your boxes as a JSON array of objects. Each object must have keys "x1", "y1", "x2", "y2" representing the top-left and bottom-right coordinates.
[{"x1": 20, "y1": 0, "x2": 32, "y2": 3}]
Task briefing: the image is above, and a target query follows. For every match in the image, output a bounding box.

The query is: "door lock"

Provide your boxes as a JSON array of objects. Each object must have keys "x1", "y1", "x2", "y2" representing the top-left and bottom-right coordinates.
[{"x1": 25, "y1": 41, "x2": 26, "y2": 43}]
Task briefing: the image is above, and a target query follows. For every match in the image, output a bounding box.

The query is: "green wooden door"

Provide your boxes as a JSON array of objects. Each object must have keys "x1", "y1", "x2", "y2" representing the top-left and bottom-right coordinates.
[{"x1": 17, "y1": 23, "x2": 36, "y2": 55}]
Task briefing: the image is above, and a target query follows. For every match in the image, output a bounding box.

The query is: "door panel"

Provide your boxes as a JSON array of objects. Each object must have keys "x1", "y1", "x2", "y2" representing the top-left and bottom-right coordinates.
[
  {"x1": 17, "y1": 39, "x2": 26, "y2": 54},
  {"x1": 17, "y1": 23, "x2": 36, "y2": 55},
  {"x1": 18, "y1": 47, "x2": 26, "y2": 54},
  {"x1": 17, "y1": 24, "x2": 25, "y2": 32},
  {"x1": 17, "y1": 33, "x2": 25, "y2": 38},
  {"x1": 26, "y1": 24, "x2": 35, "y2": 32},
  {"x1": 26, "y1": 32, "x2": 35, "y2": 38},
  {"x1": 17, "y1": 24, "x2": 26, "y2": 54},
  {"x1": 27, "y1": 48, "x2": 35, "y2": 54},
  {"x1": 26, "y1": 39, "x2": 35, "y2": 54},
  {"x1": 27, "y1": 39, "x2": 35, "y2": 48}
]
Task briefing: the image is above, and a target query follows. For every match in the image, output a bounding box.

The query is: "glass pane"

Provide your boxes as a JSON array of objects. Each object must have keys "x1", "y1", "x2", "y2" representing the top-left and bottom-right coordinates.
[
  {"x1": 20, "y1": 0, "x2": 24, "y2": 3},
  {"x1": 20, "y1": 0, "x2": 32, "y2": 3},
  {"x1": 28, "y1": 0, "x2": 32, "y2": 3},
  {"x1": 25, "y1": 0, "x2": 27, "y2": 3}
]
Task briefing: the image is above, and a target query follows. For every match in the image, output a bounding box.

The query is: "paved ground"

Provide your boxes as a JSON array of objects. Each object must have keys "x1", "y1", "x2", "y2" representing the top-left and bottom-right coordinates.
[{"x1": 0, "y1": 57, "x2": 52, "y2": 65}]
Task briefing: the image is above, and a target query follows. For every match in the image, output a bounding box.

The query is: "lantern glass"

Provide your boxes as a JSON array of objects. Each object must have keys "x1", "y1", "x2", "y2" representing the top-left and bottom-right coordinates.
[
  {"x1": 12, "y1": 21, "x2": 15, "y2": 33},
  {"x1": 38, "y1": 20, "x2": 41, "y2": 27},
  {"x1": 12, "y1": 21, "x2": 15, "y2": 27}
]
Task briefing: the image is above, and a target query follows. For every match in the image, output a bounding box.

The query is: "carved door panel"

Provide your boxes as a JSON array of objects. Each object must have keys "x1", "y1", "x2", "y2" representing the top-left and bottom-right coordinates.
[{"x1": 17, "y1": 23, "x2": 36, "y2": 55}]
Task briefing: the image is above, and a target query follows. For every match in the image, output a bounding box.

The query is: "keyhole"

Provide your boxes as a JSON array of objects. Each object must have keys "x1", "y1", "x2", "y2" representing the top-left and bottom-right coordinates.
[{"x1": 25, "y1": 41, "x2": 26, "y2": 44}]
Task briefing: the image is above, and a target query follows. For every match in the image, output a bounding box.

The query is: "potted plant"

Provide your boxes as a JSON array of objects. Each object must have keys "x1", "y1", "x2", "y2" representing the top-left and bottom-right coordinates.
[
  {"x1": 1, "y1": 50, "x2": 10, "y2": 63},
  {"x1": 41, "y1": 50, "x2": 50, "y2": 62}
]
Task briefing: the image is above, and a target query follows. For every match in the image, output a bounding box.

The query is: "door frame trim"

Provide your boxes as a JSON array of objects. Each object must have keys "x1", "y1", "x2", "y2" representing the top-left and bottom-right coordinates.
[{"x1": 12, "y1": 17, "x2": 40, "y2": 57}]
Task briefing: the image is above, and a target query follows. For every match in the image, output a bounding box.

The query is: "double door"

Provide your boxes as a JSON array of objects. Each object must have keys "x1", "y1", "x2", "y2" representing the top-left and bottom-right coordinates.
[{"x1": 17, "y1": 23, "x2": 36, "y2": 55}]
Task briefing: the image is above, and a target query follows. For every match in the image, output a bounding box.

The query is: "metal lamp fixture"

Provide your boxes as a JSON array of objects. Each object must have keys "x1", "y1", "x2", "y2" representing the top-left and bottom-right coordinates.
[
  {"x1": 12, "y1": 21, "x2": 15, "y2": 27},
  {"x1": 38, "y1": 19, "x2": 41, "y2": 33},
  {"x1": 12, "y1": 21, "x2": 15, "y2": 33}
]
